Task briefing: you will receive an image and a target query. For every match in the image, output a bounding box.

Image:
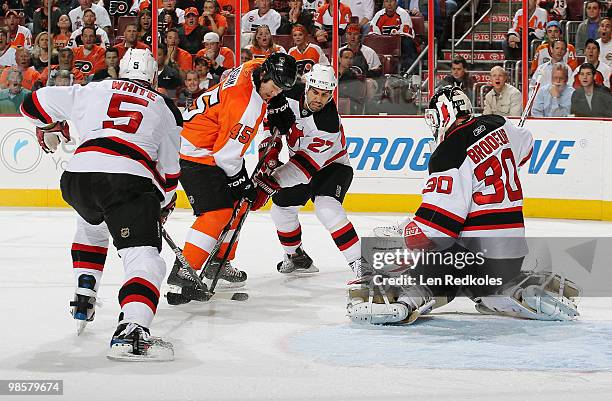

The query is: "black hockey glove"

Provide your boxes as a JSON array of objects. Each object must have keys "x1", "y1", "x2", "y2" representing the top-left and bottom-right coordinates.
[
  {"x1": 160, "y1": 193, "x2": 177, "y2": 225},
  {"x1": 266, "y1": 94, "x2": 295, "y2": 136},
  {"x1": 226, "y1": 162, "x2": 256, "y2": 203}
]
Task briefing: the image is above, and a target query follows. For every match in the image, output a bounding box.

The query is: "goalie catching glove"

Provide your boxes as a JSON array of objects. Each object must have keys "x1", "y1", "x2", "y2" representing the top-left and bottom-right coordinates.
[
  {"x1": 251, "y1": 172, "x2": 280, "y2": 211},
  {"x1": 36, "y1": 121, "x2": 70, "y2": 153}
]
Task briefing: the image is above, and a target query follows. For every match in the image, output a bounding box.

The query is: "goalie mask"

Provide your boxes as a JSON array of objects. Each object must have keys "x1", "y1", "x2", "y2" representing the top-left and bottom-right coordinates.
[
  {"x1": 119, "y1": 48, "x2": 157, "y2": 86},
  {"x1": 424, "y1": 85, "x2": 472, "y2": 145}
]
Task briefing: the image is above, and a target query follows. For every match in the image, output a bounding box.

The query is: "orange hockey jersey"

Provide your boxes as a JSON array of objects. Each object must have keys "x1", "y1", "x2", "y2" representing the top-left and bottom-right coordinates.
[
  {"x1": 288, "y1": 43, "x2": 329, "y2": 75},
  {"x1": 180, "y1": 59, "x2": 267, "y2": 177},
  {"x1": 246, "y1": 44, "x2": 286, "y2": 59},
  {"x1": 72, "y1": 45, "x2": 106, "y2": 76}
]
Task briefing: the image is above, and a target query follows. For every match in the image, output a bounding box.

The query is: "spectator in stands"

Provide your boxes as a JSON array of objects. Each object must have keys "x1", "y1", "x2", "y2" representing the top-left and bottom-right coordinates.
[
  {"x1": 483, "y1": 66, "x2": 522, "y2": 117},
  {"x1": 570, "y1": 62, "x2": 612, "y2": 117},
  {"x1": 532, "y1": 39, "x2": 572, "y2": 88},
  {"x1": 532, "y1": 63, "x2": 574, "y2": 117},
  {"x1": 345, "y1": 0, "x2": 375, "y2": 35},
  {"x1": 22, "y1": 0, "x2": 38, "y2": 28},
  {"x1": 503, "y1": 0, "x2": 547, "y2": 60},
  {"x1": 0, "y1": 28, "x2": 17, "y2": 67},
  {"x1": 369, "y1": 0, "x2": 417, "y2": 72},
  {"x1": 245, "y1": 24, "x2": 286, "y2": 59},
  {"x1": 196, "y1": 32, "x2": 235, "y2": 75},
  {"x1": 572, "y1": 39, "x2": 611, "y2": 88},
  {"x1": 288, "y1": 24, "x2": 329, "y2": 77},
  {"x1": 176, "y1": 70, "x2": 204, "y2": 108},
  {"x1": 159, "y1": 0, "x2": 186, "y2": 28},
  {"x1": 0, "y1": 68, "x2": 29, "y2": 114},
  {"x1": 338, "y1": 47, "x2": 367, "y2": 114},
  {"x1": 241, "y1": 0, "x2": 282, "y2": 34},
  {"x1": 40, "y1": 47, "x2": 85, "y2": 85},
  {"x1": 91, "y1": 47, "x2": 119, "y2": 80},
  {"x1": 5, "y1": 10, "x2": 33, "y2": 50},
  {"x1": 72, "y1": 26, "x2": 106, "y2": 78},
  {"x1": 68, "y1": 8, "x2": 110, "y2": 48},
  {"x1": 166, "y1": 28, "x2": 193, "y2": 74},
  {"x1": 103, "y1": 0, "x2": 137, "y2": 18},
  {"x1": 597, "y1": 17, "x2": 612, "y2": 67},
  {"x1": 200, "y1": 0, "x2": 227, "y2": 37},
  {"x1": 240, "y1": 47, "x2": 253, "y2": 63},
  {"x1": 31, "y1": 32, "x2": 58, "y2": 72},
  {"x1": 68, "y1": 0, "x2": 112, "y2": 36},
  {"x1": 278, "y1": 0, "x2": 316, "y2": 36},
  {"x1": 440, "y1": 56, "x2": 474, "y2": 101},
  {"x1": 0, "y1": 48, "x2": 40, "y2": 90},
  {"x1": 156, "y1": 43, "x2": 182, "y2": 94},
  {"x1": 57, "y1": 0, "x2": 72, "y2": 16},
  {"x1": 218, "y1": 0, "x2": 249, "y2": 14},
  {"x1": 115, "y1": 23, "x2": 150, "y2": 60},
  {"x1": 54, "y1": 14, "x2": 71, "y2": 49},
  {"x1": 366, "y1": 74, "x2": 418, "y2": 115},
  {"x1": 538, "y1": 0, "x2": 567, "y2": 21},
  {"x1": 194, "y1": 56, "x2": 219, "y2": 89},
  {"x1": 302, "y1": 0, "x2": 322, "y2": 13},
  {"x1": 314, "y1": 0, "x2": 352, "y2": 44},
  {"x1": 53, "y1": 69, "x2": 72, "y2": 86},
  {"x1": 340, "y1": 23, "x2": 382, "y2": 77},
  {"x1": 178, "y1": 7, "x2": 206, "y2": 54},
  {"x1": 33, "y1": 0, "x2": 62, "y2": 37},
  {"x1": 576, "y1": 0, "x2": 603, "y2": 56},
  {"x1": 531, "y1": 21, "x2": 577, "y2": 74},
  {"x1": 137, "y1": 9, "x2": 153, "y2": 47}
]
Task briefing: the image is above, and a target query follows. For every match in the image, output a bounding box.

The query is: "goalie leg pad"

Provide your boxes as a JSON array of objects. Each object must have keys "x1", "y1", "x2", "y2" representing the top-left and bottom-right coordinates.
[{"x1": 347, "y1": 300, "x2": 410, "y2": 325}]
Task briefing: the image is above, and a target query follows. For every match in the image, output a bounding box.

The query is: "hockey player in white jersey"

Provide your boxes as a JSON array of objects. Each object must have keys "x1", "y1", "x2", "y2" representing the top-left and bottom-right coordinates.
[
  {"x1": 251, "y1": 64, "x2": 368, "y2": 278},
  {"x1": 20, "y1": 49, "x2": 181, "y2": 361},
  {"x1": 347, "y1": 85, "x2": 580, "y2": 325}
]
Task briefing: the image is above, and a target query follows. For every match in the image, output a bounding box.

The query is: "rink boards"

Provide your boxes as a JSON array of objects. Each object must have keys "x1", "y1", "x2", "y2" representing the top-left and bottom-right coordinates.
[{"x1": 0, "y1": 116, "x2": 610, "y2": 220}]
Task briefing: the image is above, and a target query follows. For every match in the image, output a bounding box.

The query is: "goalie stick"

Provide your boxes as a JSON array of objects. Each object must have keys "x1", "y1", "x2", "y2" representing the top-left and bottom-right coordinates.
[
  {"x1": 519, "y1": 74, "x2": 541, "y2": 128},
  {"x1": 200, "y1": 127, "x2": 283, "y2": 295},
  {"x1": 162, "y1": 228, "x2": 248, "y2": 302}
]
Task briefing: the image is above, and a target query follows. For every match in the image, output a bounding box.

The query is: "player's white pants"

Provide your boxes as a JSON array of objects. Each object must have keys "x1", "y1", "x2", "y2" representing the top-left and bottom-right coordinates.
[
  {"x1": 72, "y1": 216, "x2": 166, "y2": 328},
  {"x1": 271, "y1": 196, "x2": 360, "y2": 263}
]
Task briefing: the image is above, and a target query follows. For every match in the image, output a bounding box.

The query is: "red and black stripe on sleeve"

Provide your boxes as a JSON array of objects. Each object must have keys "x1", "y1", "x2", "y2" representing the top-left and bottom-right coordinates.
[
  {"x1": 20, "y1": 92, "x2": 53, "y2": 124},
  {"x1": 289, "y1": 150, "x2": 320, "y2": 180},
  {"x1": 118, "y1": 277, "x2": 160, "y2": 314},
  {"x1": 72, "y1": 243, "x2": 108, "y2": 271},
  {"x1": 463, "y1": 207, "x2": 524, "y2": 231},
  {"x1": 414, "y1": 203, "x2": 465, "y2": 238}
]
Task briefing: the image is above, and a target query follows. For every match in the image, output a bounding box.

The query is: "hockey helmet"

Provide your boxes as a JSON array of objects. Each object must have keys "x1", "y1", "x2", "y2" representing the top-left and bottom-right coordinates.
[
  {"x1": 261, "y1": 53, "x2": 298, "y2": 91},
  {"x1": 424, "y1": 85, "x2": 472, "y2": 144},
  {"x1": 304, "y1": 64, "x2": 337, "y2": 92},
  {"x1": 119, "y1": 48, "x2": 157, "y2": 85}
]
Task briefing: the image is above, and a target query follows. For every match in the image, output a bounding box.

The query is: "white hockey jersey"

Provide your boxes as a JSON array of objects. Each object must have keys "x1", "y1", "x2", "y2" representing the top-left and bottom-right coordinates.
[
  {"x1": 413, "y1": 115, "x2": 534, "y2": 259},
  {"x1": 20, "y1": 79, "x2": 182, "y2": 206},
  {"x1": 265, "y1": 83, "x2": 350, "y2": 188}
]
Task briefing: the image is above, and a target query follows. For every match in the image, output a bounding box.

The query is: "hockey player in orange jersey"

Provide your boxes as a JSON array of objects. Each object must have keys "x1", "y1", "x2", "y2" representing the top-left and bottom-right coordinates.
[{"x1": 166, "y1": 53, "x2": 298, "y2": 304}]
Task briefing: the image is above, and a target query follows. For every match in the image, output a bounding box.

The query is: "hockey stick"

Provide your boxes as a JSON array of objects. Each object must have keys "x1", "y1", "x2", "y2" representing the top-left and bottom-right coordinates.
[
  {"x1": 519, "y1": 75, "x2": 541, "y2": 128},
  {"x1": 198, "y1": 128, "x2": 283, "y2": 295},
  {"x1": 162, "y1": 227, "x2": 248, "y2": 302}
]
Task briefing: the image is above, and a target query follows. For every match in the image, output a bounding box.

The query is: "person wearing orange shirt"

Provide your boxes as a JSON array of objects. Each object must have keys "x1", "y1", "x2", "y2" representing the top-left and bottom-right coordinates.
[
  {"x1": 165, "y1": 28, "x2": 193, "y2": 76},
  {"x1": 5, "y1": 10, "x2": 32, "y2": 50},
  {"x1": 0, "y1": 48, "x2": 40, "y2": 90},
  {"x1": 40, "y1": 47, "x2": 86, "y2": 85},
  {"x1": 200, "y1": 0, "x2": 228, "y2": 37},
  {"x1": 245, "y1": 24, "x2": 287, "y2": 59},
  {"x1": 166, "y1": 53, "x2": 298, "y2": 304},
  {"x1": 195, "y1": 32, "x2": 235, "y2": 76},
  {"x1": 114, "y1": 23, "x2": 151, "y2": 60},
  {"x1": 54, "y1": 14, "x2": 72, "y2": 50},
  {"x1": 369, "y1": 0, "x2": 416, "y2": 72},
  {"x1": 504, "y1": 0, "x2": 548, "y2": 60},
  {"x1": 72, "y1": 26, "x2": 106, "y2": 77},
  {"x1": 288, "y1": 24, "x2": 329, "y2": 77}
]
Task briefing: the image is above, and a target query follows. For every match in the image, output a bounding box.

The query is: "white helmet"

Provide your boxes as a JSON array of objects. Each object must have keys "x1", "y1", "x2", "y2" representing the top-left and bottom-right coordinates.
[
  {"x1": 304, "y1": 64, "x2": 337, "y2": 92},
  {"x1": 119, "y1": 48, "x2": 157, "y2": 85}
]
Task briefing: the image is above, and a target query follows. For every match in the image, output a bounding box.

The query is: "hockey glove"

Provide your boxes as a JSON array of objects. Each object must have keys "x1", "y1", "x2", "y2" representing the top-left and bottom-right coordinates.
[
  {"x1": 160, "y1": 193, "x2": 177, "y2": 225},
  {"x1": 266, "y1": 94, "x2": 295, "y2": 136},
  {"x1": 36, "y1": 121, "x2": 70, "y2": 153},
  {"x1": 227, "y1": 162, "x2": 256, "y2": 203},
  {"x1": 251, "y1": 173, "x2": 280, "y2": 211},
  {"x1": 258, "y1": 135, "x2": 283, "y2": 172}
]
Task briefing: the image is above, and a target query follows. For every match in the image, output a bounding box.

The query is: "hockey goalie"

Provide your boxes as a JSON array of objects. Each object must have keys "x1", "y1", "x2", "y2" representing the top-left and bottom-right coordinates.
[{"x1": 347, "y1": 85, "x2": 581, "y2": 325}]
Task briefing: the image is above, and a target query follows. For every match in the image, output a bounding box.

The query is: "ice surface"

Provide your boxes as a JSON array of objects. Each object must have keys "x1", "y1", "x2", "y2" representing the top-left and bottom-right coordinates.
[{"x1": 1, "y1": 209, "x2": 612, "y2": 401}]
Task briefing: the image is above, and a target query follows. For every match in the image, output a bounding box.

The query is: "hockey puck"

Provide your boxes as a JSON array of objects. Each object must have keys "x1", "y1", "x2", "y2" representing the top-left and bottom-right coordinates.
[
  {"x1": 166, "y1": 292, "x2": 191, "y2": 305},
  {"x1": 230, "y1": 292, "x2": 249, "y2": 301}
]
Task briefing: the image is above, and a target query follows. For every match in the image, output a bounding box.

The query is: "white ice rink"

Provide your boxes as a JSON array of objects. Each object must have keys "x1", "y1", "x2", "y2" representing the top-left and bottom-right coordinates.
[{"x1": 1, "y1": 208, "x2": 612, "y2": 401}]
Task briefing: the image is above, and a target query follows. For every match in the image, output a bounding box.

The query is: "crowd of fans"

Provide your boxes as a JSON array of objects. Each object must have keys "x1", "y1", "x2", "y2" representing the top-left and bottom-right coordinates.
[{"x1": 0, "y1": 0, "x2": 609, "y2": 117}]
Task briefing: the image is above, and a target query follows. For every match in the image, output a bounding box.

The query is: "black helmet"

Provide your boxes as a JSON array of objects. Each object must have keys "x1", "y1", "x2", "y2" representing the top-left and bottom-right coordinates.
[
  {"x1": 424, "y1": 85, "x2": 472, "y2": 144},
  {"x1": 261, "y1": 53, "x2": 298, "y2": 90}
]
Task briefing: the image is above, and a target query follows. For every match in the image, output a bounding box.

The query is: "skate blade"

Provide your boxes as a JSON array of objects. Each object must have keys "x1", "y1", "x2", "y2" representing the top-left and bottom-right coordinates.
[
  {"x1": 106, "y1": 344, "x2": 174, "y2": 362},
  {"x1": 280, "y1": 264, "x2": 320, "y2": 276},
  {"x1": 213, "y1": 280, "x2": 246, "y2": 290},
  {"x1": 405, "y1": 299, "x2": 436, "y2": 325}
]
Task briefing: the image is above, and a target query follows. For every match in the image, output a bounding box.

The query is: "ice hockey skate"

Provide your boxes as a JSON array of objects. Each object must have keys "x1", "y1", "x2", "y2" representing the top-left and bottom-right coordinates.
[
  {"x1": 166, "y1": 258, "x2": 209, "y2": 305},
  {"x1": 277, "y1": 246, "x2": 319, "y2": 274},
  {"x1": 107, "y1": 322, "x2": 174, "y2": 362},
  {"x1": 202, "y1": 257, "x2": 248, "y2": 289},
  {"x1": 70, "y1": 274, "x2": 97, "y2": 335}
]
